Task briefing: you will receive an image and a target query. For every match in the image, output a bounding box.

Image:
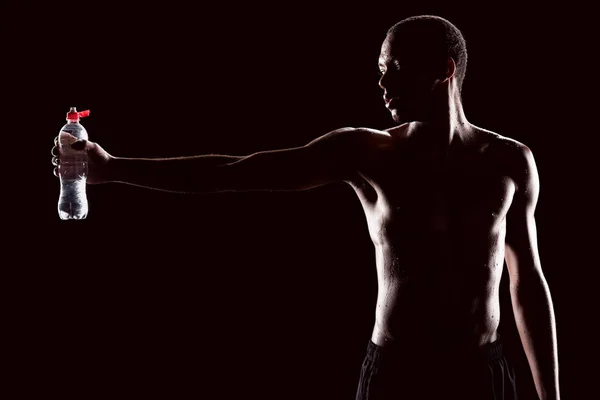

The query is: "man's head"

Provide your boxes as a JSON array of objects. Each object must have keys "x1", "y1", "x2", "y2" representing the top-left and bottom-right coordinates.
[{"x1": 378, "y1": 15, "x2": 468, "y2": 124}]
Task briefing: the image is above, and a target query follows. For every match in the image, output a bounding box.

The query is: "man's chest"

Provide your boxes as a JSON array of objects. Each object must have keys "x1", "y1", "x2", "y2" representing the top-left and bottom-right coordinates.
[{"x1": 358, "y1": 149, "x2": 516, "y2": 234}]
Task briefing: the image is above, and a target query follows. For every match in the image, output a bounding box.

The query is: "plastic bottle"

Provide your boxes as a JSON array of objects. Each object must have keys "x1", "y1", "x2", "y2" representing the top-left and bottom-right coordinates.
[{"x1": 58, "y1": 107, "x2": 91, "y2": 220}]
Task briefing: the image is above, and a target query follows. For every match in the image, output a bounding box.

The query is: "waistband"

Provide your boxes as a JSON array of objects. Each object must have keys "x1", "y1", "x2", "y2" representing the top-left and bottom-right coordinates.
[{"x1": 365, "y1": 333, "x2": 505, "y2": 365}]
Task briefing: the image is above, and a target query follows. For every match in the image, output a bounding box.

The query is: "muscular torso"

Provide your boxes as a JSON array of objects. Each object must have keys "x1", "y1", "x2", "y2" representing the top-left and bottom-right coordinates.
[{"x1": 345, "y1": 123, "x2": 517, "y2": 355}]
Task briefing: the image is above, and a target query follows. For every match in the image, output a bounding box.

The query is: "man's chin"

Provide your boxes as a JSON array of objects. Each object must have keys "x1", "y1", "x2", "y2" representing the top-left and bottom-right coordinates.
[{"x1": 391, "y1": 109, "x2": 412, "y2": 124}]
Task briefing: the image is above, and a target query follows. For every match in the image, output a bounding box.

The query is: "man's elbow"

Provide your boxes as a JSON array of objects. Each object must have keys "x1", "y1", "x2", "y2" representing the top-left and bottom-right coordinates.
[
  {"x1": 184, "y1": 162, "x2": 241, "y2": 193},
  {"x1": 509, "y1": 269, "x2": 552, "y2": 305},
  {"x1": 208, "y1": 163, "x2": 329, "y2": 192}
]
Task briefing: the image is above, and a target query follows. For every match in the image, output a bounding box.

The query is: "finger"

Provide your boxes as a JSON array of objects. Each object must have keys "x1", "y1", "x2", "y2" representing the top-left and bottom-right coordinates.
[
  {"x1": 54, "y1": 136, "x2": 59, "y2": 146},
  {"x1": 53, "y1": 167, "x2": 58, "y2": 177},
  {"x1": 60, "y1": 131, "x2": 77, "y2": 141},
  {"x1": 51, "y1": 146, "x2": 59, "y2": 157},
  {"x1": 71, "y1": 140, "x2": 87, "y2": 151},
  {"x1": 52, "y1": 156, "x2": 59, "y2": 166}
]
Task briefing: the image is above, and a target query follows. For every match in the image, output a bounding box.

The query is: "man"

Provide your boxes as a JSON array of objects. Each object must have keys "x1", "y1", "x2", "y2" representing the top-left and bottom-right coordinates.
[{"x1": 51, "y1": 15, "x2": 560, "y2": 400}]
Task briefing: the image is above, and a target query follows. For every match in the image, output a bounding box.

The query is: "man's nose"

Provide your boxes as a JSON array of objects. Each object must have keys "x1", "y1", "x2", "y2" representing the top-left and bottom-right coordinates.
[
  {"x1": 378, "y1": 73, "x2": 387, "y2": 90},
  {"x1": 379, "y1": 70, "x2": 396, "y2": 91}
]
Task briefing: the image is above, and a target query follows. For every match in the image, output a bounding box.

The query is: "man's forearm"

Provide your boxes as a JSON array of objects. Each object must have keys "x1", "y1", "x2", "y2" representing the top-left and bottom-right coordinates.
[
  {"x1": 511, "y1": 275, "x2": 560, "y2": 400},
  {"x1": 107, "y1": 154, "x2": 243, "y2": 193}
]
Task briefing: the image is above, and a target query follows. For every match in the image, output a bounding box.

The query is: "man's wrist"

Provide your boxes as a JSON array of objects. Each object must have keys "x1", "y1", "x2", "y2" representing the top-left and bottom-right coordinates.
[{"x1": 104, "y1": 156, "x2": 121, "y2": 183}]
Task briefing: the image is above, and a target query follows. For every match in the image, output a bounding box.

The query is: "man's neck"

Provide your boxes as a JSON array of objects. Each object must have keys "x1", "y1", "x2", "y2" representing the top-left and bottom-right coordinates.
[{"x1": 418, "y1": 94, "x2": 472, "y2": 152}]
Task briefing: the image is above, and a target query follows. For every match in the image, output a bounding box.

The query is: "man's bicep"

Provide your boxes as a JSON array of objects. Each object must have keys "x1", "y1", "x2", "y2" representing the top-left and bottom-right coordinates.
[
  {"x1": 504, "y1": 145, "x2": 543, "y2": 286},
  {"x1": 217, "y1": 128, "x2": 360, "y2": 192}
]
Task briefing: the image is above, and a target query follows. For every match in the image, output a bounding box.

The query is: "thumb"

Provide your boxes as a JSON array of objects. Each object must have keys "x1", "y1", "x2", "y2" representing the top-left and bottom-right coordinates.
[{"x1": 71, "y1": 140, "x2": 88, "y2": 151}]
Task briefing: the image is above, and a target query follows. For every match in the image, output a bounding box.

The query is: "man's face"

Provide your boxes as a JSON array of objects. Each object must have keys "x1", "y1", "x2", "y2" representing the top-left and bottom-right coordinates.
[{"x1": 378, "y1": 34, "x2": 442, "y2": 124}]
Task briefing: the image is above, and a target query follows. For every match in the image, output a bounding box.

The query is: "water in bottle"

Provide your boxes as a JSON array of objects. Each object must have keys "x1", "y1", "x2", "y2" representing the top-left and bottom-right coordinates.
[{"x1": 58, "y1": 107, "x2": 90, "y2": 220}]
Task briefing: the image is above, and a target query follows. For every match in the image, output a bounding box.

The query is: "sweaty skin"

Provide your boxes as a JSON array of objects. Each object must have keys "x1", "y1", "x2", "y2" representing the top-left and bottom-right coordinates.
[{"x1": 344, "y1": 122, "x2": 520, "y2": 356}]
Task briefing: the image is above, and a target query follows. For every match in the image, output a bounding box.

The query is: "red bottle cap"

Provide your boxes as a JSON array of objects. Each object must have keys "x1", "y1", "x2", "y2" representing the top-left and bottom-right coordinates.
[{"x1": 66, "y1": 107, "x2": 91, "y2": 121}]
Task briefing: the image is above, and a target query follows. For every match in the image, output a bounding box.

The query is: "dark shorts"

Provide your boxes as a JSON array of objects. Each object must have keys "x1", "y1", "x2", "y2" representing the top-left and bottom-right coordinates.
[{"x1": 355, "y1": 334, "x2": 518, "y2": 400}]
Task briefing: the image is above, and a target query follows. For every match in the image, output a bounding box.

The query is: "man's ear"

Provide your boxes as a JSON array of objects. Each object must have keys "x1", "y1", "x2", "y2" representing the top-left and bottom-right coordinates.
[
  {"x1": 444, "y1": 57, "x2": 456, "y2": 82},
  {"x1": 430, "y1": 57, "x2": 456, "y2": 91}
]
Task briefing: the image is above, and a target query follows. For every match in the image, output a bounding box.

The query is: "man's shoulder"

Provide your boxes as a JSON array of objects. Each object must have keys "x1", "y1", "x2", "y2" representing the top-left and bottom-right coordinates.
[
  {"x1": 474, "y1": 127, "x2": 537, "y2": 188},
  {"x1": 474, "y1": 126, "x2": 532, "y2": 159},
  {"x1": 312, "y1": 126, "x2": 398, "y2": 152},
  {"x1": 335, "y1": 126, "x2": 399, "y2": 141},
  {"x1": 484, "y1": 125, "x2": 527, "y2": 145}
]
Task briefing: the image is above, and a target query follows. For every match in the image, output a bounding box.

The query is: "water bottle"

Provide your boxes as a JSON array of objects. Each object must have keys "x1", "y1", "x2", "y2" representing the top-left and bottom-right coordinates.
[{"x1": 58, "y1": 107, "x2": 90, "y2": 220}]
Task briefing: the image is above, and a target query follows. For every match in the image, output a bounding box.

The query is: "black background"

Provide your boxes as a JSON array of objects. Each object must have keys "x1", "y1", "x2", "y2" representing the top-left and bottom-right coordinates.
[{"x1": 6, "y1": 1, "x2": 597, "y2": 399}]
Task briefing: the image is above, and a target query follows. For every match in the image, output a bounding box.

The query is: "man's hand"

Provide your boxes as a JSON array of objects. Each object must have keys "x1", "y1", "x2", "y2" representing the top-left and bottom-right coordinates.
[{"x1": 51, "y1": 132, "x2": 114, "y2": 184}]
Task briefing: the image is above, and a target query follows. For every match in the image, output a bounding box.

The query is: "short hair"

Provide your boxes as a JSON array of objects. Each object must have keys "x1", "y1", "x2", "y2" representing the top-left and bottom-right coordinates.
[{"x1": 387, "y1": 15, "x2": 468, "y2": 92}]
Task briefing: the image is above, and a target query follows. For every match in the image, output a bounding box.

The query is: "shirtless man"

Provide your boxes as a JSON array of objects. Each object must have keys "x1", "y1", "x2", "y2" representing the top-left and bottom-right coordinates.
[{"x1": 51, "y1": 15, "x2": 559, "y2": 400}]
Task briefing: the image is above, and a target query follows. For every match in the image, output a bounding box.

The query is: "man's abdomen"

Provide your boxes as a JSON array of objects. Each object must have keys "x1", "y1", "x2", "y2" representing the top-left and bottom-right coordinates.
[{"x1": 371, "y1": 251, "x2": 502, "y2": 351}]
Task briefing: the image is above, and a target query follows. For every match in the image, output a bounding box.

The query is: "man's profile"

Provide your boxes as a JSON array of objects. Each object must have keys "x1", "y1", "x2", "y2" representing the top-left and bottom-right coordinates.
[{"x1": 51, "y1": 15, "x2": 560, "y2": 400}]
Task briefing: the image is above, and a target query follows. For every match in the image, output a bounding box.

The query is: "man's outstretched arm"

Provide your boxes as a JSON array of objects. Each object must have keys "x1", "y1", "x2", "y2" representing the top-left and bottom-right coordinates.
[
  {"x1": 56, "y1": 127, "x2": 368, "y2": 194},
  {"x1": 504, "y1": 144, "x2": 560, "y2": 400}
]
